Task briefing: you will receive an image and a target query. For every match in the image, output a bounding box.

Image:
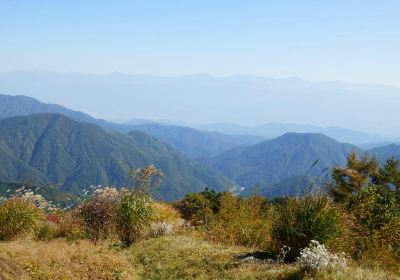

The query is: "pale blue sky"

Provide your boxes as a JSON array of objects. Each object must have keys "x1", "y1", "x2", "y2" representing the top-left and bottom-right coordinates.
[{"x1": 1, "y1": 1, "x2": 399, "y2": 86}]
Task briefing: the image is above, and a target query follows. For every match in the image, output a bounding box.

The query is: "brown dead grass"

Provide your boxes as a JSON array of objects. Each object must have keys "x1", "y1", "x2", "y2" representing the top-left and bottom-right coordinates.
[
  {"x1": 0, "y1": 239, "x2": 136, "y2": 280},
  {"x1": 0, "y1": 233, "x2": 397, "y2": 280}
]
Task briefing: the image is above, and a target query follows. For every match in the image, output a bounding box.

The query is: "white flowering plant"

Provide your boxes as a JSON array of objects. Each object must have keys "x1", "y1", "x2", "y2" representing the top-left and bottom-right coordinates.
[{"x1": 297, "y1": 240, "x2": 347, "y2": 272}]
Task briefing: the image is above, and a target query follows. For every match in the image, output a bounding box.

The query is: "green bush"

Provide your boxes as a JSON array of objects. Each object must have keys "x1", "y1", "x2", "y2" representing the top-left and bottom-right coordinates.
[
  {"x1": 115, "y1": 192, "x2": 153, "y2": 246},
  {"x1": 271, "y1": 194, "x2": 342, "y2": 261},
  {"x1": 174, "y1": 188, "x2": 223, "y2": 225},
  {"x1": 349, "y1": 186, "x2": 400, "y2": 250},
  {"x1": 0, "y1": 197, "x2": 43, "y2": 241},
  {"x1": 34, "y1": 221, "x2": 60, "y2": 241},
  {"x1": 207, "y1": 193, "x2": 272, "y2": 248}
]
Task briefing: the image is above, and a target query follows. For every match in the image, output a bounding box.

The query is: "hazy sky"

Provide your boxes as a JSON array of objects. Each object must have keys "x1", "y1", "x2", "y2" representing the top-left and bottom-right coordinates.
[{"x1": 1, "y1": 1, "x2": 399, "y2": 86}]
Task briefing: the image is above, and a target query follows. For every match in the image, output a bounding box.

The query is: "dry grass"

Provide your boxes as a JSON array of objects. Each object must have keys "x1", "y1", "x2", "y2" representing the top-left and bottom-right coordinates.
[
  {"x1": 0, "y1": 239, "x2": 137, "y2": 280},
  {"x1": 0, "y1": 233, "x2": 397, "y2": 280},
  {"x1": 152, "y1": 202, "x2": 181, "y2": 223},
  {"x1": 128, "y1": 233, "x2": 301, "y2": 280},
  {"x1": 309, "y1": 266, "x2": 400, "y2": 280}
]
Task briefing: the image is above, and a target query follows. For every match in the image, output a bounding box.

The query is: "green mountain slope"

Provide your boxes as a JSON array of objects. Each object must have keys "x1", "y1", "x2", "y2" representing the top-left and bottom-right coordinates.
[
  {"x1": 0, "y1": 114, "x2": 232, "y2": 200},
  {"x1": 368, "y1": 144, "x2": 400, "y2": 162},
  {"x1": 130, "y1": 123, "x2": 264, "y2": 158},
  {"x1": 205, "y1": 133, "x2": 359, "y2": 197},
  {"x1": 0, "y1": 94, "x2": 131, "y2": 132}
]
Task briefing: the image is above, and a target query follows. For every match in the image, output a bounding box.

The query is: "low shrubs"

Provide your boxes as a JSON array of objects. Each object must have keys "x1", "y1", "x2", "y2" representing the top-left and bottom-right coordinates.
[
  {"x1": 77, "y1": 187, "x2": 119, "y2": 241},
  {"x1": 174, "y1": 188, "x2": 222, "y2": 225},
  {"x1": 116, "y1": 191, "x2": 153, "y2": 246},
  {"x1": 152, "y1": 202, "x2": 181, "y2": 223},
  {"x1": 147, "y1": 202, "x2": 182, "y2": 237},
  {"x1": 0, "y1": 197, "x2": 43, "y2": 241},
  {"x1": 207, "y1": 193, "x2": 272, "y2": 248},
  {"x1": 271, "y1": 194, "x2": 343, "y2": 261}
]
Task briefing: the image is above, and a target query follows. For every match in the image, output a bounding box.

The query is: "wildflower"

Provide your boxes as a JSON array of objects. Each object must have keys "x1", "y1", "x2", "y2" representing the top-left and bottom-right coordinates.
[{"x1": 297, "y1": 240, "x2": 346, "y2": 271}]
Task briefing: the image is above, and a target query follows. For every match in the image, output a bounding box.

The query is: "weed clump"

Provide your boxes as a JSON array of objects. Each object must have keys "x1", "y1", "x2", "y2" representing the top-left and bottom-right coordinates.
[
  {"x1": 0, "y1": 197, "x2": 43, "y2": 241},
  {"x1": 271, "y1": 194, "x2": 342, "y2": 261}
]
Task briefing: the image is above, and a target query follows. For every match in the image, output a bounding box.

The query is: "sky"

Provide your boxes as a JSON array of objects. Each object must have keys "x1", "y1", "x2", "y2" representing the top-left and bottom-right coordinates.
[{"x1": 1, "y1": 0, "x2": 400, "y2": 86}]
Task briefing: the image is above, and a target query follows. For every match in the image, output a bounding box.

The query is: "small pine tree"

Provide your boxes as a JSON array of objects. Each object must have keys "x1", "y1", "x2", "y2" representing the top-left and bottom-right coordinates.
[{"x1": 328, "y1": 151, "x2": 378, "y2": 203}]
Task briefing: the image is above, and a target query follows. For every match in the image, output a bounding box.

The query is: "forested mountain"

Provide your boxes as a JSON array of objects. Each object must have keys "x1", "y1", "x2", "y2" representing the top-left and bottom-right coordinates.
[
  {"x1": 0, "y1": 114, "x2": 232, "y2": 200},
  {"x1": 2, "y1": 71, "x2": 400, "y2": 137},
  {"x1": 368, "y1": 143, "x2": 400, "y2": 163},
  {"x1": 204, "y1": 133, "x2": 359, "y2": 197},
  {"x1": 0, "y1": 94, "x2": 131, "y2": 132},
  {"x1": 196, "y1": 122, "x2": 385, "y2": 145},
  {"x1": 1, "y1": 94, "x2": 266, "y2": 158},
  {"x1": 130, "y1": 123, "x2": 264, "y2": 158}
]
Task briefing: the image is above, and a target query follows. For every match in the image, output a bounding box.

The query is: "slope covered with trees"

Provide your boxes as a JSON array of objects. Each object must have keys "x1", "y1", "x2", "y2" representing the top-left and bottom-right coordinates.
[
  {"x1": 130, "y1": 123, "x2": 264, "y2": 158},
  {"x1": 0, "y1": 114, "x2": 232, "y2": 200},
  {"x1": 205, "y1": 133, "x2": 359, "y2": 196}
]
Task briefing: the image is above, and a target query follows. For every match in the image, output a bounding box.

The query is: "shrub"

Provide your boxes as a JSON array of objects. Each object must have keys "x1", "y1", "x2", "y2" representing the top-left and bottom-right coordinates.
[
  {"x1": 147, "y1": 202, "x2": 182, "y2": 237},
  {"x1": 271, "y1": 194, "x2": 342, "y2": 261},
  {"x1": 297, "y1": 240, "x2": 347, "y2": 272},
  {"x1": 147, "y1": 222, "x2": 174, "y2": 238},
  {"x1": 57, "y1": 210, "x2": 86, "y2": 241},
  {"x1": 0, "y1": 197, "x2": 43, "y2": 241},
  {"x1": 349, "y1": 186, "x2": 400, "y2": 249},
  {"x1": 152, "y1": 202, "x2": 181, "y2": 223},
  {"x1": 174, "y1": 188, "x2": 223, "y2": 226},
  {"x1": 34, "y1": 220, "x2": 60, "y2": 241},
  {"x1": 77, "y1": 187, "x2": 119, "y2": 241},
  {"x1": 206, "y1": 193, "x2": 272, "y2": 248},
  {"x1": 115, "y1": 192, "x2": 153, "y2": 246}
]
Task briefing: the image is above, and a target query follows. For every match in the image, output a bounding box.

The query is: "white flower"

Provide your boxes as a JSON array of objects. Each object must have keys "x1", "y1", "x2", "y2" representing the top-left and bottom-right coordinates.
[{"x1": 297, "y1": 240, "x2": 346, "y2": 271}]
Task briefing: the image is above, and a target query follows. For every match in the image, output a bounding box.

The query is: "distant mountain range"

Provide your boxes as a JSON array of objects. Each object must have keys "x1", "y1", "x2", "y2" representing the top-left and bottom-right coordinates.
[
  {"x1": 1, "y1": 92, "x2": 400, "y2": 200},
  {"x1": 129, "y1": 123, "x2": 264, "y2": 158},
  {"x1": 0, "y1": 93, "x2": 131, "y2": 132},
  {"x1": 204, "y1": 133, "x2": 360, "y2": 197},
  {"x1": 194, "y1": 122, "x2": 386, "y2": 146},
  {"x1": 369, "y1": 144, "x2": 400, "y2": 163},
  {"x1": 0, "y1": 94, "x2": 267, "y2": 158},
  {"x1": 2, "y1": 71, "x2": 400, "y2": 136},
  {"x1": 0, "y1": 114, "x2": 233, "y2": 200}
]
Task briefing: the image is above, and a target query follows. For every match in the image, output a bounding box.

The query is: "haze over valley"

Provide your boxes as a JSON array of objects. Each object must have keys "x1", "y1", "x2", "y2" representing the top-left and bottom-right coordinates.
[{"x1": 1, "y1": 2, "x2": 400, "y2": 278}]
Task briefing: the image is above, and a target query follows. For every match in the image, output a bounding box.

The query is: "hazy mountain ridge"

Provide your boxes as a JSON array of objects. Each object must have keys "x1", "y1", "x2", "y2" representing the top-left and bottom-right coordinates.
[
  {"x1": 129, "y1": 123, "x2": 265, "y2": 158},
  {"x1": 1, "y1": 71, "x2": 400, "y2": 136},
  {"x1": 368, "y1": 143, "x2": 400, "y2": 163},
  {"x1": 0, "y1": 114, "x2": 233, "y2": 200},
  {"x1": 195, "y1": 122, "x2": 386, "y2": 145},
  {"x1": 204, "y1": 133, "x2": 360, "y2": 197},
  {"x1": 2, "y1": 92, "x2": 400, "y2": 199},
  {"x1": 0, "y1": 94, "x2": 268, "y2": 158},
  {"x1": 0, "y1": 93, "x2": 133, "y2": 133}
]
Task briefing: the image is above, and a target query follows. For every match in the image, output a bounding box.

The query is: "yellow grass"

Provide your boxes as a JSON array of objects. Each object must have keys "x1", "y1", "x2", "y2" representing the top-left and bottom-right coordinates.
[
  {"x1": 0, "y1": 233, "x2": 398, "y2": 280},
  {"x1": 0, "y1": 239, "x2": 136, "y2": 280}
]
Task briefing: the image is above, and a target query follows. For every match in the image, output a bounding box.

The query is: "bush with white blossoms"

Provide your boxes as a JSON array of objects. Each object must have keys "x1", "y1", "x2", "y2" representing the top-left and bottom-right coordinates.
[
  {"x1": 297, "y1": 240, "x2": 347, "y2": 271},
  {"x1": 147, "y1": 222, "x2": 173, "y2": 238},
  {"x1": 1, "y1": 186, "x2": 57, "y2": 212}
]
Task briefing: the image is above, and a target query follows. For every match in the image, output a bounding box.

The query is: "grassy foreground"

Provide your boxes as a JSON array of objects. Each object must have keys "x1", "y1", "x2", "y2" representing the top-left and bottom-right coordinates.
[{"x1": 0, "y1": 232, "x2": 397, "y2": 280}]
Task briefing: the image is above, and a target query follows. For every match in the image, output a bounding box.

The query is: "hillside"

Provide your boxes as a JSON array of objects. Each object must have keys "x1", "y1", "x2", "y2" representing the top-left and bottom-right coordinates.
[
  {"x1": 2, "y1": 71, "x2": 400, "y2": 136},
  {"x1": 368, "y1": 143, "x2": 400, "y2": 162},
  {"x1": 0, "y1": 114, "x2": 232, "y2": 200},
  {"x1": 0, "y1": 93, "x2": 131, "y2": 132},
  {"x1": 205, "y1": 133, "x2": 359, "y2": 197},
  {"x1": 130, "y1": 123, "x2": 264, "y2": 158},
  {"x1": 196, "y1": 122, "x2": 385, "y2": 145}
]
